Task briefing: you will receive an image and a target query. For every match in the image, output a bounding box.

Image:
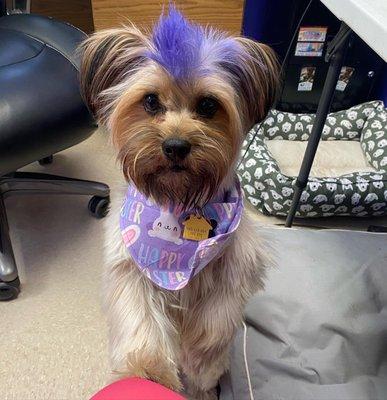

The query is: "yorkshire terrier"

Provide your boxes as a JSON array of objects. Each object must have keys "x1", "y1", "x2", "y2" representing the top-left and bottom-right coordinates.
[{"x1": 80, "y1": 6, "x2": 278, "y2": 400}]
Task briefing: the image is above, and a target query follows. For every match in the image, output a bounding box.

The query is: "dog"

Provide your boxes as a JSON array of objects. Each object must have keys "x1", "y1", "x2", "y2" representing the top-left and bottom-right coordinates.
[{"x1": 80, "y1": 6, "x2": 278, "y2": 399}]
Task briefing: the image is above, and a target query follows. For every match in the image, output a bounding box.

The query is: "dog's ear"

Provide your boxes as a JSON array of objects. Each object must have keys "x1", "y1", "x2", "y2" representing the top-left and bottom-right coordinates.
[
  {"x1": 232, "y1": 38, "x2": 280, "y2": 129},
  {"x1": 79, "y1": 26, "x2": 149, "y2": 121}
]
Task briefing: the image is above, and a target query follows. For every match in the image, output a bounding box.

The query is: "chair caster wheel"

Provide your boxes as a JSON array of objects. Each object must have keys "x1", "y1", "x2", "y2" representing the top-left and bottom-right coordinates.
[
  {"x1": 39, "y1": 155, "x2": 54, "y2": 165},
  {"x1": 0, "y1": 277, "x2": 20, "y2": 301},
  {"x1": 88, "y1": 196, "x2": 110, "y2": 219}
]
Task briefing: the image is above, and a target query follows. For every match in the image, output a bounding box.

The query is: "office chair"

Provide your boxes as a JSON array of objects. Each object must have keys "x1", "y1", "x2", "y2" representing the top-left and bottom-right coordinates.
[{"x1": 0, "y1": 6, "x2": 109, "y2": 300}]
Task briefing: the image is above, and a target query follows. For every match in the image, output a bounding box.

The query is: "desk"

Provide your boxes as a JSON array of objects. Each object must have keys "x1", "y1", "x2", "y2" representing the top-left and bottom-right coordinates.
[
  {"x1": 321, "y1": 0, "x2": 387, "y2": 62},
  {"x1": 285, "y1": 0, "x2": 387, "y2": 227}
]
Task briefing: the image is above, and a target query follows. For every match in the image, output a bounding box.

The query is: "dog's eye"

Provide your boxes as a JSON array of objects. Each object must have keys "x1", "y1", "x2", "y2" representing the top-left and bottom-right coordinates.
[
  {"x1": 143, "y1": 94, "x2": 163, "y2": 115},
  {"x1": 196, "y1": 97, "x2": 219, "y2": 119}
]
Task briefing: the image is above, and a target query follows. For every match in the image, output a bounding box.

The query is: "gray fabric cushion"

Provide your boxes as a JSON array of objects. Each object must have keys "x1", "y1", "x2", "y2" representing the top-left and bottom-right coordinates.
[{"x1": 220, "y1": 228, "x2": 387, "y2": 400}]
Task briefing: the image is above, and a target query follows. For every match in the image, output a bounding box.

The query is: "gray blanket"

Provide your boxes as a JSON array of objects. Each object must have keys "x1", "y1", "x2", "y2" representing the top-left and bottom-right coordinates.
[{"x1": 220, "y1": 228, "x2": 387, "y2": 400}]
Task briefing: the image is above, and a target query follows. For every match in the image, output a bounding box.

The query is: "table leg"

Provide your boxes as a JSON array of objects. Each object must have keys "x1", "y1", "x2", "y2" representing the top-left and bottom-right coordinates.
[{"x1": 285, "y1": 22, "x2": 352, "y2": 227}]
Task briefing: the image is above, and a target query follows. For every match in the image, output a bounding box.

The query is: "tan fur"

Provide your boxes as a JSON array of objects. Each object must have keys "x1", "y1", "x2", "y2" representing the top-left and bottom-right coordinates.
[
  {"x1": 80, "y1": 15, "x2": 278, "y2": 399},
  {"x1": 104, "y1": 189, "x2": 270, "y2": 398},
  {"x1": 106, "y1": 65, "x2": 242, "y2": 209}
]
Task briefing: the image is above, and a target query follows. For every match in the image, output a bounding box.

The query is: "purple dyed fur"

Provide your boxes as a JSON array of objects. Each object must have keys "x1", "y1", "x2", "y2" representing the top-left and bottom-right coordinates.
[{"x1": 148, "y1": 5, "x2": 243, "y2": 80}]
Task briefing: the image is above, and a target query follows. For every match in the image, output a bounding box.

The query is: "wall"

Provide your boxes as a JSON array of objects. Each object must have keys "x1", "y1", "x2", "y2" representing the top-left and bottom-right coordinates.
[
  {"x1": 91, "y1": 0, "x2": 244, "y2": 34},
  {"x1": 31, "y1": 0, "x2": 94, "y2": 33}
]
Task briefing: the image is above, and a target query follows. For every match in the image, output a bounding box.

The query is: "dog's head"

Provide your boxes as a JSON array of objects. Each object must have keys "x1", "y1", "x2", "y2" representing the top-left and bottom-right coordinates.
[{"x1": 80, "y1": 6, "x2": 278, "y2": 209}]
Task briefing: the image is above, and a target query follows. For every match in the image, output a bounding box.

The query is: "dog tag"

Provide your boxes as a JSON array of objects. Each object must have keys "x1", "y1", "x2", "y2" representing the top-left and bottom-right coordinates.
[{"x1": 183, "y1": 215, "x2": 212, "y2": 241}]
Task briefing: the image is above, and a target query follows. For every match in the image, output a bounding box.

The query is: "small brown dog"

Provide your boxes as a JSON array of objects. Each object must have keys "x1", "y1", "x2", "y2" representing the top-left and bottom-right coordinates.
[{"x1": 80, "y1": 6, "x2": 278, "y2": 399}]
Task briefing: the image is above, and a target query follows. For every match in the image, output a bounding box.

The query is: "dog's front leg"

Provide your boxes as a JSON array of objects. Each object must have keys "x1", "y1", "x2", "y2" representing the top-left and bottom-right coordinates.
[
  {"x1": 180, "y1": 277, "x2": 242, "y2": 400},
  {"x1": 181, "y1": 215, "x2": 268, "y2": 399},
  {"x1": 104, "y1": 260, "x2": 182, "y2": 391}
]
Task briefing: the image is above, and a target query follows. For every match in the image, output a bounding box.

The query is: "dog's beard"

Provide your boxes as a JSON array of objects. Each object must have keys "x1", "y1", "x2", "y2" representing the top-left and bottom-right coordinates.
[
  {"x1": 124, "y1": 156, "x2": 225, "y2": 210},
  {"x1": 143, "y1": 168, "x2": 221, "y2": 210},
  {"x1": 118, "y1": 133, "x2": 229, "y2": 210}
]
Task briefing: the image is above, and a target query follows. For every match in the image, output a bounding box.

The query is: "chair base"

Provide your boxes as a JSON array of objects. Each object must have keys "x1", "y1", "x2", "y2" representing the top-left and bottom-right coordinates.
[{"x1": 0, "y1": 171, "x2": 110, "y2": 300}]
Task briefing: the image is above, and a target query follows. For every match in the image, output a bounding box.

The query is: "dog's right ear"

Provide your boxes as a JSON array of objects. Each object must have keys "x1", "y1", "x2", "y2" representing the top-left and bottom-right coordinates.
[
  {"x1": 231, "y1": 38, "x2": 280, "y2": 130},
  {"x1": 79, "y1": 25, "x2": 149, "y2": 121}
]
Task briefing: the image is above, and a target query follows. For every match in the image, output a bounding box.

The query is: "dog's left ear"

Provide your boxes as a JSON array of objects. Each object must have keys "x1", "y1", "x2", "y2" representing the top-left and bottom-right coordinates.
[{"x1": 232, "y1": 38, "x2": 280, "y2": 130}]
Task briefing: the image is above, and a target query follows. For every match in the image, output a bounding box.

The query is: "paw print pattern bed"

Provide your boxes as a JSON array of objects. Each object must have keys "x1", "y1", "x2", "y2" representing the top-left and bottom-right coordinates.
[{"x1": 238, "y1": 101, "x2": 387, "y2": 217}]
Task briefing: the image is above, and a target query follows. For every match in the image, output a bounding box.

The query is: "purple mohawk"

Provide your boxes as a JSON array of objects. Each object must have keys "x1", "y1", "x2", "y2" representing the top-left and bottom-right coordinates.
[{"x1": 148, "y1": 5, "x2": 243, "y2": 80}]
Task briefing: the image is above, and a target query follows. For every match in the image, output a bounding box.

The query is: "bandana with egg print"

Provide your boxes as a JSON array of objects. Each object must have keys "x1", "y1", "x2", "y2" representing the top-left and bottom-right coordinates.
[{"x1": 119, "y1": 181, "x2": 243, "y2": 290}]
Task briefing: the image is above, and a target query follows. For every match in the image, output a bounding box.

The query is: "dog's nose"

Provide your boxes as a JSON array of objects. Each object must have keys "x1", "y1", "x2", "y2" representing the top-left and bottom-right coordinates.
[{"x1": 162, "y1": 138, "x2": 191, "y2": 161}]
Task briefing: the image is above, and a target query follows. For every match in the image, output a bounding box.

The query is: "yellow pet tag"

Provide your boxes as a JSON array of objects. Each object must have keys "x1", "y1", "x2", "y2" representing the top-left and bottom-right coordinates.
[{"x1": 183, "y1": 215, "x2": 212, "y2": 241}]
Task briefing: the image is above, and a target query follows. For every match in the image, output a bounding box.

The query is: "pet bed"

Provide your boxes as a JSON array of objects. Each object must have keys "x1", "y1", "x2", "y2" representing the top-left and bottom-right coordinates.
[
  {"x1": 238, "y1": 101, "x2": 387, "y2": 217},
  {"x1": 220, "y1": 227, "x2": 387, "y2": 400}
]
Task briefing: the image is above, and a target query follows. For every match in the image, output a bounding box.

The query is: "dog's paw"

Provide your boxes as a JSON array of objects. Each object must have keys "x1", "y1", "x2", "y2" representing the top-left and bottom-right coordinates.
[
  {"x1": 185, "y1": 387, "x2": 217, "y2": 400},
  {"x1": 147, "y1": 366, "x2": 182, "y2": 393},
  {"x1": 126, "y1": 351, "x2": 182, "y2": 392}
]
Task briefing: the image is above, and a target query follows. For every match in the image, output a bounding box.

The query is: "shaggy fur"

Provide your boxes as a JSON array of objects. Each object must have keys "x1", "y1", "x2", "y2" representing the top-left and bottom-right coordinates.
[{"x1": 80, "y1": 6, "x2": 278, "y2": 399}]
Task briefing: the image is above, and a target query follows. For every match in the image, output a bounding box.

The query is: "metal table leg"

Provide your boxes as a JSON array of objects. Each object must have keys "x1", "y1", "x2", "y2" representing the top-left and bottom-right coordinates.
[{"x1": 285, "y1": 22, "x2": 352, "y2": 227}]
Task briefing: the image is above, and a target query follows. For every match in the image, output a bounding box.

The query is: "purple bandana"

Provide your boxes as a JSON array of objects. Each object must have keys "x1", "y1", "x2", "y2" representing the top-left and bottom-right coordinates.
[{"x1": 119, "y1": 181, "x2": 243, "y2": 290}]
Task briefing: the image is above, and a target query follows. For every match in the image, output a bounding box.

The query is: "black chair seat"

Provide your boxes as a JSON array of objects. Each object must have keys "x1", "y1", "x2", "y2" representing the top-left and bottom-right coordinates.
[{"x1": 0, "y1": 14, "x2": 95, "y2": 176}]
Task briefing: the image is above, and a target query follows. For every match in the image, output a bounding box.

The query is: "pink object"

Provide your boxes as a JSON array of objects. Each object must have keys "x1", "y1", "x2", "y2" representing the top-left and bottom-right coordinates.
[{"x1": 90, "y1": 377, "x2": 186, "y2": 400}]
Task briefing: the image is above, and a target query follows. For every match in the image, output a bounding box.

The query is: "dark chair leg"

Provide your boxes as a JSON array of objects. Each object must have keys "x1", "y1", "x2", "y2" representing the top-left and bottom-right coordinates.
[
  {"x1": 0, "y1": 194, "x2": 20, "y2": 301},
  {"x1": 0, "y1": 172, "x2": 110, "y2": 300},
  {"x1": 38, "y1": 155, "x2": 54, "y2": 165},
  {"x1": 0, "y1": 172, "x2": 110, "y2": 199}
]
